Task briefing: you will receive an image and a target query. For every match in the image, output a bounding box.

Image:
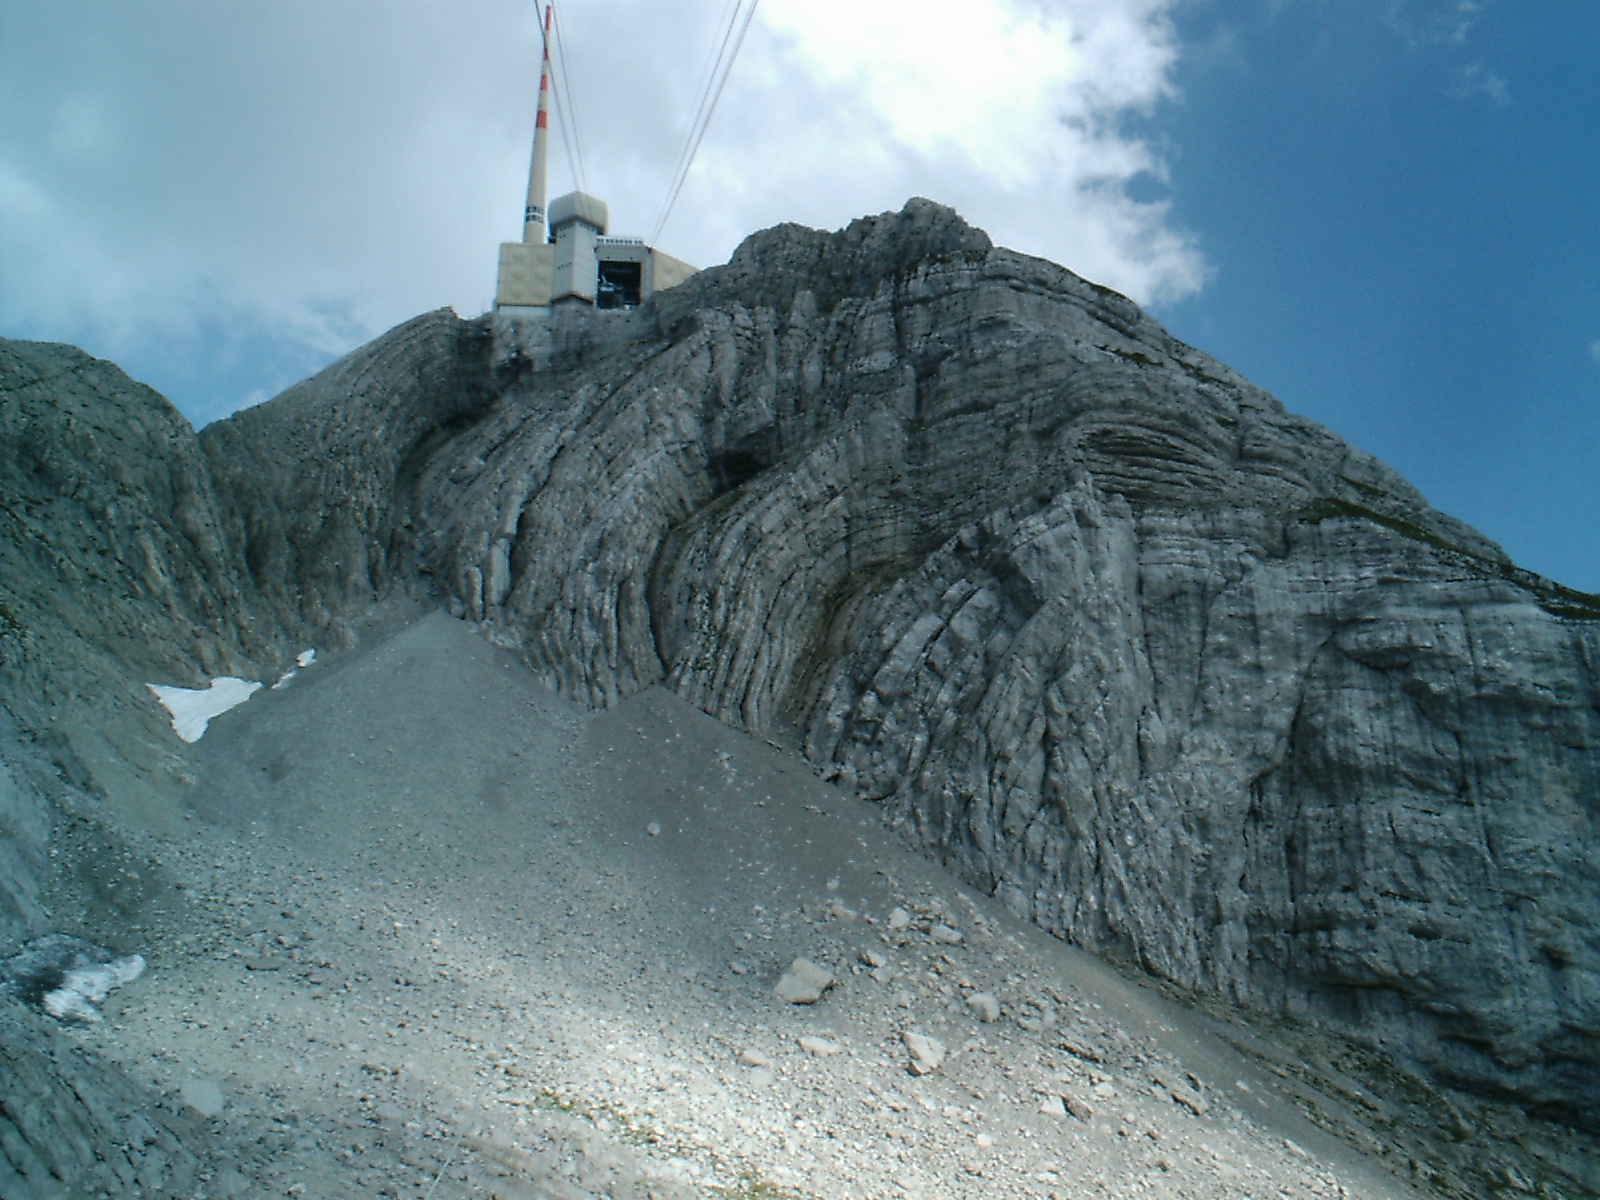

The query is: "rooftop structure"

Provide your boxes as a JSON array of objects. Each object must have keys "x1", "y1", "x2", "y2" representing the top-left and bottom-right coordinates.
[{"x1": 495, "y1": 6, "x2": 696, "y2": 314}]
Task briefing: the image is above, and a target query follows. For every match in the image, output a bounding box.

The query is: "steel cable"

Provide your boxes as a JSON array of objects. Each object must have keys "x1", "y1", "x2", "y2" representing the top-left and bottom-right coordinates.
[
  {"x1": 549, "y1": 4, "x2": 590, "y2": 195},
  {"x1": 653, "y1": 0, "x2": 742, "y2": 224},
  {"x1": 649, "y1": 0, "x2": 760, "y2": 245}
]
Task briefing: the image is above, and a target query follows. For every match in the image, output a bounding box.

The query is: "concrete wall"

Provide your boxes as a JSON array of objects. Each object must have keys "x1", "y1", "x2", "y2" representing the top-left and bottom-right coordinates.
[
  {"x1": 553, "y1": 223, "x2": 601, "y2": 304},
  {"x1": 498, "y1": 188, "x2": 698, "y2": 311},
  {"x1": 495, "y1": 242, "x2": 554, "y2": 308},
  {"x1": 649, "y1": 248, "x2": 697, "y2": 295}
]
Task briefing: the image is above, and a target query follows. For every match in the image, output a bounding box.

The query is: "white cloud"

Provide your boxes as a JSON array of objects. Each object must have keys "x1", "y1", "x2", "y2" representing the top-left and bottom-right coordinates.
[
  {"x1": 0, "y1": 1, "x2": 1203, "y2": 421},
  {"x1": 1383, "y1": 0, "x2": 1492, "y2": 49},
  {"x1": 1451, "y1": 62, "x2": 1510, "y2": 106},
  {"x1": 1380, "y1": 0, "x2": 1509, "y2": 106}
]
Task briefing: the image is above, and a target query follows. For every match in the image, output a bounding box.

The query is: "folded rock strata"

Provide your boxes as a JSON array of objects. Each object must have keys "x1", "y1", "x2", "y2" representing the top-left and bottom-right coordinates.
[
  {"x1": 2, "y1": 200, "x2": 1596, "y2": 1138},
  {"x1": 403, "y1": 202, "x2": 1600, "y2": 1126}
]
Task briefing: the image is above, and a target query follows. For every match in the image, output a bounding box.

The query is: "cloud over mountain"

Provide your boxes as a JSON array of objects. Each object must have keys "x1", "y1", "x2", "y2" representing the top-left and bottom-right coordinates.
[{"x1": 0, "y1": 0, "x2": 1201, "y2": 422}]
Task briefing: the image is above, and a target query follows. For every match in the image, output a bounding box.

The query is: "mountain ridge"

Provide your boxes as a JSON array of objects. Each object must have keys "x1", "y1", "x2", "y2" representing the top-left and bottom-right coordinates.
[{"x1": 1, "y1": 202, "x2": 1597, "y2": 1189}]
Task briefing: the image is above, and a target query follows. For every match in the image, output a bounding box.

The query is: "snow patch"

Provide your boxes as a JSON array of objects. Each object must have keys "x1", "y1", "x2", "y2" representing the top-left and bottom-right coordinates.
[
  {"x1": 1, "y1": 934, "x2": 146, "y2": 1023},
  {"x1": 147, "y1": 676, "x2": 262, "y2": 742},
  {"x1": 297, "y1": 648, "x2": 317, "y2": 668}
]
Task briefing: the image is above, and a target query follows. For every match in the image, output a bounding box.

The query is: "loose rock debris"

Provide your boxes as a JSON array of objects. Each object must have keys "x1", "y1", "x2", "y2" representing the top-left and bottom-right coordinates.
[{"x1": 5, "y1": 614, "x2": 1559, "y2": 1199}]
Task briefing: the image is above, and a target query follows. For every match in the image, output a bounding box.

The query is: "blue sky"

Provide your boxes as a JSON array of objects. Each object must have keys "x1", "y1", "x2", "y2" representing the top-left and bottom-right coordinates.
[
  {"x1": 1153, "y1": 1, "x2": 1600, "y2": 592},
  {"x1": 1, "y1": 1, "x2": 1596, "y2": 590}
]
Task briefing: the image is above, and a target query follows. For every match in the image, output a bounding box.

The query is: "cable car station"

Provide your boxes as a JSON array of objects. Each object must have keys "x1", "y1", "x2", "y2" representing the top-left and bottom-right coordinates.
[{"x1": 495, "y1": 5, "x2": 698, "y2": 314}]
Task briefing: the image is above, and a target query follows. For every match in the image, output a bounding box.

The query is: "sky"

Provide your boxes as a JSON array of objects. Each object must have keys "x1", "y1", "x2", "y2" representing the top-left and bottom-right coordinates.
[{"x1": 1, "y1": 1, "x2": 1596, "y2": 591}]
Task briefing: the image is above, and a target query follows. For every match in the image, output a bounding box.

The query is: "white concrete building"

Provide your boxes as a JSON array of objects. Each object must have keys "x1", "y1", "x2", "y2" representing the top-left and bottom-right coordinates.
[{"x1": 496, "y1": 6, "x2": 696, "y2": 314}]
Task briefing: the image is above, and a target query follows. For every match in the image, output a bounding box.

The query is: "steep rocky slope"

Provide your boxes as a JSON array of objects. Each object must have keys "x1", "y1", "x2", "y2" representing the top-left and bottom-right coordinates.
[
  {"x1": 398, "y1": 202, "x2": 1600, "y2": 1128},
  {"x1": 1, "y1": 201, "x2": 1597, "y2": 1191},
  {"x1": 0, "y1": 339, "x2": 268, "y2": 950},
  {"x1": 199, "y1": 312, "x2": 494, "y2": 646},
  {"x1": 0, "y1": 341, "x2": 275, "y2": 1196}
]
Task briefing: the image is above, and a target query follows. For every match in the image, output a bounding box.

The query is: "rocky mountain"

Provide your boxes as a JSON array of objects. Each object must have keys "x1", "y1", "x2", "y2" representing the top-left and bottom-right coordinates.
[
  {"x1": 0, "y1": 338, "x2": 265, "y2": 949},
  {"x1": 2, "y1": 200, "x2": 1597, "y2": 1184}
]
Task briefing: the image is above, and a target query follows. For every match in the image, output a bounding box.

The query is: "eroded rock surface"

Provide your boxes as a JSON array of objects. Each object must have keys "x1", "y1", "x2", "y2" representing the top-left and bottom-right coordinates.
[
  {"x1": 1, "y1": 200, "x2": 1596, "y2": 1149},
  {"x1": 199, "y1": 309, "x2": 494, "y2": 646},
  {"x1": 401, "y1": 201, "x2": 1599, "y2": 1127}
]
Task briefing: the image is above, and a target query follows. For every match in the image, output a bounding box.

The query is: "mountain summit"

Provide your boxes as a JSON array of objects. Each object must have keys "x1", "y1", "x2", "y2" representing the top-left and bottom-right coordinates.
[{"x1": 2, "y1": 200, "x2": 1596, "y2": 1196}]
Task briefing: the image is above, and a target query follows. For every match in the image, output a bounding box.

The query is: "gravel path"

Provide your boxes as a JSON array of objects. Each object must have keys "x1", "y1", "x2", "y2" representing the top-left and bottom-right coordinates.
[{"x1": 50, "y1": 611, "x2": 1447, "y2": 1198}]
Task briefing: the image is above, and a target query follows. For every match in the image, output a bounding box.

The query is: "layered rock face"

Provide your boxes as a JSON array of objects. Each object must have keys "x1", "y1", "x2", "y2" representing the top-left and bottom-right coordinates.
[
  {"x1": 404, "y1": 202, "x2": 1599, "y2": 1126},
  {"x1": 0, "y1": 340, "x2": 266, "y2": 948},
  {"x1": 2, "y1": 200, "x2": 1596, "y2": 1135},
  {"x1": 200, "y1": 312, "x2": 493, "y2": 644}
]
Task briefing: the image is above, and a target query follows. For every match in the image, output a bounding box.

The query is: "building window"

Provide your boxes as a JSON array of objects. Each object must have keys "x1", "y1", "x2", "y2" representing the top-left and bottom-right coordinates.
[{"x1": 596, "y1": 260, "x2": 643, "y2": 309}]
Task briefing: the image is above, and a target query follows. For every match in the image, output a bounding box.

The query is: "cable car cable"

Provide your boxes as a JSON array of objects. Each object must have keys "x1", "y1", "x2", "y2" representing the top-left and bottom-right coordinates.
[
  {"x1": 652, "y1": 0, "x2": 743, "y2": 237},
  {"x1": 651, "y1": 0, "x2": 760, "y2": 245},
  {"x1": 550, "y1": 4, "x2": 590, "y2": 195}
]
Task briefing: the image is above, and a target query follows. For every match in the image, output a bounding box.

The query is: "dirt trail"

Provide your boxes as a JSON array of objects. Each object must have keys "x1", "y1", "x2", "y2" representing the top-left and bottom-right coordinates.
[{"x1": 61, "y1": 611, "x2": 1440, "y2": 1198}]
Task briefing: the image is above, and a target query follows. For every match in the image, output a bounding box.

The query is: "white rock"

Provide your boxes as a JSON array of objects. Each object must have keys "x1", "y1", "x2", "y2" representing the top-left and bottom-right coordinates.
[
  {"x1": 798, "y1": 1035, "x2": 842, "y2": 1057},
  {"x1": 886, "y1": 907, "x2": 912, "y2": 931},
  {"x1": 180, "y1": 1077, "x2": 226, "y2": 1119},
  {"x1": 930, "y1": 923, "x2": 963, "y2": 945}
]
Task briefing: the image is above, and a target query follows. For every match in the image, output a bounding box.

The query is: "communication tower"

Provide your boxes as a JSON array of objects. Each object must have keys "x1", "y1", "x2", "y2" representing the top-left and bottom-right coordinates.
[{"x1": 495, "y1": 5, "x2": 696, "y2": 314}]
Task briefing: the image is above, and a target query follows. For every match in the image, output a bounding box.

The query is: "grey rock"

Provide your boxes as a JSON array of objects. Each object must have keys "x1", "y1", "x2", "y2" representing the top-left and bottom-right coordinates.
[
  {"x1": 1063, "y1": 1093, "x2": 1094, "y2": 1121},
  {"x1": 0, "y1": 340, "x2": 273, "y2": 950},
  {"x1": 773, "y1": 959, "x2": 834, "y2": 1004},
  {"x1": 966, "y1": 992, "x2": 1001, "y2": 1023},
  {"x1": 2, "y1": 198, "x2": 1596, "y2": 1138},
  {"x1": 0, "y1": 730, "x2": 50, "y2": 952},
  {"x1": 902, "y1": 1031, "x2": 946, "y2": 1076},
  {"x1": 179, "y1": 1077, "x2": 225, "y2": 1120},
  {"x1": 395, "y1": 202, "x2": 1597, "y2": 1127},
  {"x1": 0, "y1": 1003, "x2": 225, "y2": 1193},
  {"x1": 198, "y1": 310, "x2": 493, "y2": 647},
  {"x1": 212, "y1": 1166, "x2": 253, "y2": 1198}
]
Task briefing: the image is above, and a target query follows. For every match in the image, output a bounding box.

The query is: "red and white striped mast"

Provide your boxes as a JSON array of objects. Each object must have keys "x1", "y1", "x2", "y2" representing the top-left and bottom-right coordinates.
[{"x1": 522, "y1": 4, "x2": 554, "y2": 242}]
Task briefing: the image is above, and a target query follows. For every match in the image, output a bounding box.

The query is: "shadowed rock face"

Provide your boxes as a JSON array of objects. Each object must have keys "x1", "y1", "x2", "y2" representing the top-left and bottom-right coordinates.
[
  {"x1": 2, "y1": 200, "x2": 1596, "y2": 1134},
  {"x1": 0, "y1": 339, "x2": 267, "y2": 950},
  {"x1": 199, "y1": 311, "x2": 495, "y2": 646}
]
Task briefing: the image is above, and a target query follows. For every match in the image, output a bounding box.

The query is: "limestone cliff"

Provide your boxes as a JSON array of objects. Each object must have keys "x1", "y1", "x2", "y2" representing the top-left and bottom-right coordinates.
[
  {"x1": 406, "y1": 202, "x2": 1600, "y2": 1127},
  {"x1": 2, "y1": 200, "x2": 1596, "y2": 1138},
  {"x1": 199, "y1": 311, "x2": 494, "y2": 645}
]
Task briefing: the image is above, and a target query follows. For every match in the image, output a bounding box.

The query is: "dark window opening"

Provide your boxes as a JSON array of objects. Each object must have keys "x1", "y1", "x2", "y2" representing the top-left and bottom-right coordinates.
[{"x1": 596, "y1": 260, "x2": 643, "y2": 309}]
